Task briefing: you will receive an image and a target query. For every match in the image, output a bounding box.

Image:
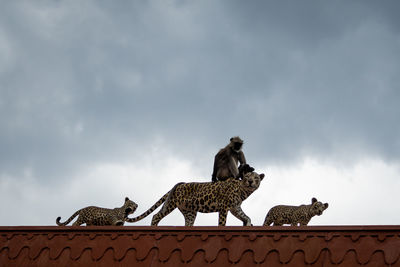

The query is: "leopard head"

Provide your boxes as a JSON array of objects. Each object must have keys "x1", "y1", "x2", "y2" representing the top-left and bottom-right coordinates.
[
  {"x1": 310, "y1": 197, "x2": 329, "y2": 216},
  {"x1": 124, "y1": 197, "x2": 138, "y2": 216},
  {"x1": 242, "y1": 171, "x2": 265, "y2": 190}
]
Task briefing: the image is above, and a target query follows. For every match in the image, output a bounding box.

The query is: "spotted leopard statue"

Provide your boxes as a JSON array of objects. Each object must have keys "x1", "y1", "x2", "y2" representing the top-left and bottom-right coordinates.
[
  {"x1": 263, "y1": 197, "x2": 328, "y2": 226},
  {"x1": 126, "y1": 171, "x2": 265, "y2": 226},
  {"x1": 56, "y1": 197, "x2": 138, "y2": 226}
]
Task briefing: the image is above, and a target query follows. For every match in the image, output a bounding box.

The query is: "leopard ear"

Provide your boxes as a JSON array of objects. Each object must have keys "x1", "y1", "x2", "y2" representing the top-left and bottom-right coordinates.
[
  {"x1": 125, "y1": 197, "x2": 129, "y2": 201},
  {"x1": 259, "y1": 173, "x2": 265, "y2": 180},
  {"x1": 312, "y1": 197, "x2": 317, "y2": 203},
  {"x1": 324, "y1": 203, "x2": 329, "y2": 209}
]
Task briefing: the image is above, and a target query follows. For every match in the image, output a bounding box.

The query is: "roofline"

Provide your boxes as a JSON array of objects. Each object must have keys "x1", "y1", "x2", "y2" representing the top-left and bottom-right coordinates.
[{"x1": 2, "y1": 225, "x2": 399, "y2": 232}]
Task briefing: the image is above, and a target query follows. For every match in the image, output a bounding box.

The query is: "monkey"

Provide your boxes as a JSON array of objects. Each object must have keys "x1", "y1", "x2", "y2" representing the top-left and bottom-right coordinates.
[
  {"x1": 238, "y1": 163, "x2": 255, "y2": 180},
  {"x1": 212, "y1": 136, "x2": 246, "y2": 182}
]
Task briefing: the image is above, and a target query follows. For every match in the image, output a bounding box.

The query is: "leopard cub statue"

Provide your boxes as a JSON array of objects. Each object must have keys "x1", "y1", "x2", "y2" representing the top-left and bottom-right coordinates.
[
  {"x1": 56, "y1": 197, "x2": 138, "y2": 226},
  {"x1": 263, "y1": 197, "x2": 328, "y2": 226},
  {"x1": 126, "y1": 171, "x2": 265, "y2": 226}
]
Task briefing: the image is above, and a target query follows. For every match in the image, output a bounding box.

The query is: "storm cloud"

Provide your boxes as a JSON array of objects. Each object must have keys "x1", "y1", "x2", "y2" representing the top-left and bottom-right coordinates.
[{"x1": 0, "y1": 0, "x2": 399, "y2": 225}]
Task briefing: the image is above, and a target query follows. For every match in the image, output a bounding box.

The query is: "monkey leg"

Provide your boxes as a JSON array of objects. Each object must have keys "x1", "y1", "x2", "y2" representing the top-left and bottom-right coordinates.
[{"x1": 230, "y1": 206, "x2": 252, "y2": 226}]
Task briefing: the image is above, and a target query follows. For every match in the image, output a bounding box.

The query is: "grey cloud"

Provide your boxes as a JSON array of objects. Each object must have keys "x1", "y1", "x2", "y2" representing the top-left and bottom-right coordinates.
[{"x1": 0, "y1": 0, "x2": 399, "y2": 185}]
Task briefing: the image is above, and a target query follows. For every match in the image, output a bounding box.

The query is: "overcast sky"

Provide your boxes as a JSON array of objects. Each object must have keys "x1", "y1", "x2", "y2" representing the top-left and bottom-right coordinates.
[{"x1": 1, "y1": 0, "x2": 399, "y2": 226}]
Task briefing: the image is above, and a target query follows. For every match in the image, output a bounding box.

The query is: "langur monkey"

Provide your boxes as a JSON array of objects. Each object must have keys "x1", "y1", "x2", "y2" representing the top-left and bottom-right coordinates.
[{"x1": 212, "y1": 136, "x2": 246, "y2": 182}]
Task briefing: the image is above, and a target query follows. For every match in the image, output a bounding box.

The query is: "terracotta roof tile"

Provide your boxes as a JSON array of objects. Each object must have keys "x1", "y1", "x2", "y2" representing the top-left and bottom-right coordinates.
[{"x1": 1, "y1": 226, "x2": 400, "y2": 266}]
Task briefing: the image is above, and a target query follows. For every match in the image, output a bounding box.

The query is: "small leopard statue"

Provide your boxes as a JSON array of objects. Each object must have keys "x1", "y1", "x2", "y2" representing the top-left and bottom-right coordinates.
[
  {"x1": 56, "y1": 197, "x2": 138, "y2": 226},
  {"x1": 263, "y1": 197, "x2": 328, "y2": 226}
]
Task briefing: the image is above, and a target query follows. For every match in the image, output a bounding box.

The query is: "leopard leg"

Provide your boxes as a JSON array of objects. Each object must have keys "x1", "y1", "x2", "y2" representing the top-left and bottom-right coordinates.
[
  {"x1": 300, "y1": 219, "x2": 310, "y2": 226},
  {"x1": 151, "y1": 202, "x2": 176, "y2": 226},
  {"x1": 230, "y1": 206, "x2": 252, "y2": 226},
  {"x1": 181, "y1": 211, "x2": 197, "y2": 226},
  {"x1": 114, "y1": 218, "x2": 124, "y2": 226},
  {"x1": 218, "y1": 210, "x2": 228, "y2": 226},
  {"x1": 72, "y1": 216, "x2": 85, "y2": 226},
  {"x1": 263, "y1": 216, "x2": 273, "y2": 226}
]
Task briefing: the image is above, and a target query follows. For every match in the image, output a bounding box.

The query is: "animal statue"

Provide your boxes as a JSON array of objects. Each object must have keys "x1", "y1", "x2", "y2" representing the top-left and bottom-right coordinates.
[
  {"x1": 212, "y1": 136, "x2": 247, "y2": 182},
  {"x1": 56, "y1": 197, "x2": 137, "y2": 226},
  {"x1": 126, "y1": 171, "x2": 265, "y2": 226},
  {"x1": 263, "y1": 197, "x2": 328, "y2": 226},
  {"x1": 238, "y1": 163, "x2": 255, "y2": 179}
]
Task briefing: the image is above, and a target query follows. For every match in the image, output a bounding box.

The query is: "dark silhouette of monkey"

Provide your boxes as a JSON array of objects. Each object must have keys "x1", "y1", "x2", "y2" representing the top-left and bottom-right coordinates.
[
  {"x1": 238, "y1": 163, "x2": 255, "y2": 180},
  {"x1": 212, "y1": 136, "x2": 246, "y2": 182}
]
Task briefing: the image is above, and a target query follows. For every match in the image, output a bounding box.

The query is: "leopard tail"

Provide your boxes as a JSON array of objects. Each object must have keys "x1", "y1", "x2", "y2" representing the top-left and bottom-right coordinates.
[
  {"x1": 126, "y1": 182, "x2": 184, "y2": 223},
  {"x1": 56, "y1": 210, "x2": 81, "y2": 226}
]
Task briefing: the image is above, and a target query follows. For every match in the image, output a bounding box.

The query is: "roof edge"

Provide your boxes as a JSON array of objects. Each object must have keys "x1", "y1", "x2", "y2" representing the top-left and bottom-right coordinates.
[{"x1": 1, "y1": 224, "x2": 400, "y2": 232}]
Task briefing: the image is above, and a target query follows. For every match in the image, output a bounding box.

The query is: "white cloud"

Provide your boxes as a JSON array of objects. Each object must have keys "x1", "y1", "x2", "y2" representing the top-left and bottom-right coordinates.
[
  {"x1": 2, "y1": 154, "x2": 398, "y2": 226},
  {"x1": 255, "y1": 157, "x2": 400, "y2": 225},
  {"x1": 0, "y1": 154, "x2": 204, "y2": 226}
]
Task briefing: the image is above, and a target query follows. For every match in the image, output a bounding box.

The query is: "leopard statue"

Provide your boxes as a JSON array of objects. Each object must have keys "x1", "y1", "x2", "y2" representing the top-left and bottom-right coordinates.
[
  {"x1": 263, "y1": 197, "x2": 328, "y2": 226},
  {"x1": 126, "y1": 171, "x2": 265, "y2": 226},
  {"x1": 56, "y1": 197, "x2": 138, "y2": 226}
]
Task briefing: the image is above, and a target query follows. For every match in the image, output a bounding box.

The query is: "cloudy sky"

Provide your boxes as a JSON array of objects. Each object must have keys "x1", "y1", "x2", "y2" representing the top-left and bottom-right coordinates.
[{"x1": 1, "y1": 0, "x2": 399, "y2": 226}]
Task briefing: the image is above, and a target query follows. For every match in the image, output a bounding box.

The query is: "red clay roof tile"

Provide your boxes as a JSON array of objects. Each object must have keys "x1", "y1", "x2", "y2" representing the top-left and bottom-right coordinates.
[{"x1": 1, "y1": 225, "x2": 400, "y2": 266}]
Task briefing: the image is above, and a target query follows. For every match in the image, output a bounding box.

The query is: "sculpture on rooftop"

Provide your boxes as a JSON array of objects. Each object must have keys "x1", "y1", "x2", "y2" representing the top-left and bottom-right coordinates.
[
  {"x1": 56, "y1": 197, "x2": 137, "y2": 226},
  {"x1": 212, "y1": 136, "x2": 247, "y2": 182},
  {"x1": 263, "y1": 197, "x2": 328, "y2": 226},
  {"x1": 126, "y1": 171, "x2": 265, "y2": 226}
]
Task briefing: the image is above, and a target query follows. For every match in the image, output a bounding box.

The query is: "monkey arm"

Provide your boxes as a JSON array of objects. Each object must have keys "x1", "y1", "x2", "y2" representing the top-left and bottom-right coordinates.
[
  {"x1": 211, "y1": 155, "x2": 219, "y2": 182},
  {"x1": 229, "y1": 156, "x2": 240, "y2": 178},
  {"x1": 238, "y1": 151, "x2": 246, "y2": 165}
]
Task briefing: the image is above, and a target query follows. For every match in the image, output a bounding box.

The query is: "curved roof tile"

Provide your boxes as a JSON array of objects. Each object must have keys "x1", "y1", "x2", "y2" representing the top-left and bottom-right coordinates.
[{"x1": 1, "y1": 226, "x2": 399, "y2": 266}]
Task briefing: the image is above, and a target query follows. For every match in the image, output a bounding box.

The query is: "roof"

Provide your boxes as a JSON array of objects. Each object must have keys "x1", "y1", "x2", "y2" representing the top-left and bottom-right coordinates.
[{"x1": 1, "y1": 225, "x2": 399, "y2": 266}]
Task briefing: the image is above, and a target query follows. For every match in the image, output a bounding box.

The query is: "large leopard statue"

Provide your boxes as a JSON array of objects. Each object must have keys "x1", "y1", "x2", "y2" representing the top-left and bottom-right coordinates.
[
  {"x1": 56, "y1": 197, "x2": 138, "y2": 226},
  {"x1": 126, "y1": 171, "x2": 265, "y2": 226},
  {"x1": 263, "y1": 197, "x2": 328, "y2": 226}
]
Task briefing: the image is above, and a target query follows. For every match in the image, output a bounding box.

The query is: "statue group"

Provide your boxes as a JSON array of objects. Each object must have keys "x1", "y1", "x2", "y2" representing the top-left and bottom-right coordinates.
[{"x1": 56, "y1": 137, "x2": 327, "y2": 226}]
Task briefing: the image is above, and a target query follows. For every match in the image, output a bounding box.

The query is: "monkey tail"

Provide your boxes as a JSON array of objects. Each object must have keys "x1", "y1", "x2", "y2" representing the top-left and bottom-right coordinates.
[
  {"x1": 56, "y1": 210, "x2": 81, "y2": 226},
  {"x1": 126, "y1": 183, "x2": 184, "y2": 223}
]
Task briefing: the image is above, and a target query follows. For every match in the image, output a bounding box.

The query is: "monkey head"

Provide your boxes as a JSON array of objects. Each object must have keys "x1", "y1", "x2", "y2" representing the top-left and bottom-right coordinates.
[
  {"x1": 238, "y1": 163, "x2": 255, "y2": 180},
  {"x1": 230, "y1": 136, "x2": 244, "y2": 152}
]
